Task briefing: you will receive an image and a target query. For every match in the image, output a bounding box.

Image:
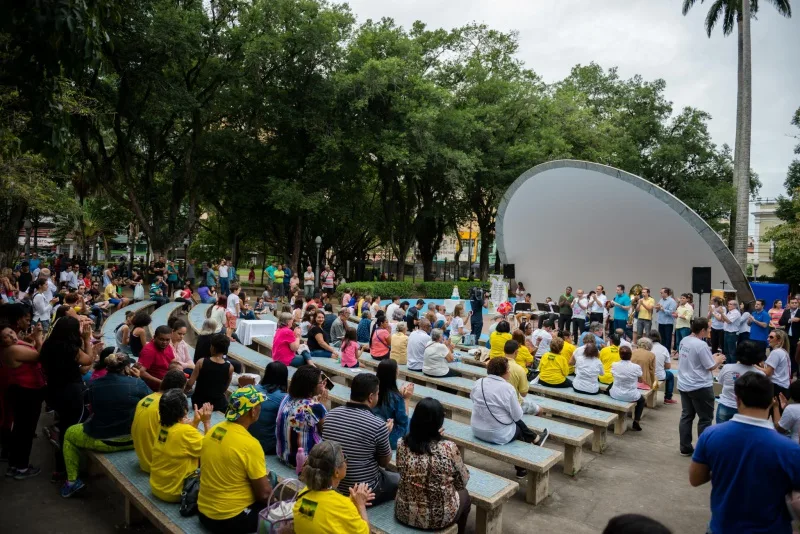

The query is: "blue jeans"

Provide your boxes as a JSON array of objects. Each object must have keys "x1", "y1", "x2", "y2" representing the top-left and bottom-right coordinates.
[
  {"x1": 470, "y1": 315, "x2": 483, "y2": 343},
  {"x1": 289, "y1": 353, "x2": 313, "y2": 367},
  {"x1": 309, "y1": 349, "x2": 333, "y2": 359},
  {"x1": 663, "y1": 370, "x2": 675, "y2": 400},
  {"x1": 724, "y1": 332, "x2": 738, "y2": 363},
  {"x1": 613, "y1": 319, "x2": 627, "y2": 335},
  {"x1": 219, "y1": 277, "x2": 230, "y2": 296},
  {"x1": 716, "y1": 403, "x2": 737, "y2": 424},
  {"x1": 675, "y1": 327, "x2": 690, "y2": 351},
  {"x1": 658, "y1": 323, "x2": 674, "y2": 353}
]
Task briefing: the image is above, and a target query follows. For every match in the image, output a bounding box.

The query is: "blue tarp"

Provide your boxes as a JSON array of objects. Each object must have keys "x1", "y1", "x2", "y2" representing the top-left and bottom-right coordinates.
[{"x1": 750, "y1": 282, "x2": 790, "y2": 306}]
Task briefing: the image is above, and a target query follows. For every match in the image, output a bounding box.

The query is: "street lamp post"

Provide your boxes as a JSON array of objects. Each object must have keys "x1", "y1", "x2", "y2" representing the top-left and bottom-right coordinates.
[
  {"x1": 315, "y1": 236, "x2": 322, "y2": 290},
  {"x1": 23, "y1": 219, "x2": 32, "y2": 256},
  {"x1": 753, "y1": 261, "x2": 759, "y2": 282}
]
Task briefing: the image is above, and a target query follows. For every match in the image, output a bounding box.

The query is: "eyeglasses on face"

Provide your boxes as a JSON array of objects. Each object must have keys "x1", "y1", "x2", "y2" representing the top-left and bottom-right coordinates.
[{"x1": 768, "y1": 335, "x2": 777, "y2": 340}]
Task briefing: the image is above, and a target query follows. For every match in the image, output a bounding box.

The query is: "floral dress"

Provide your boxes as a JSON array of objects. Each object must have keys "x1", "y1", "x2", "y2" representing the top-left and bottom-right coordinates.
[
  {"x1": 395, "y1": 439, "x2": 470, "y2": 530},
  {"x1": 275, "y1": 396, "x2": 326, "y2": 466}
]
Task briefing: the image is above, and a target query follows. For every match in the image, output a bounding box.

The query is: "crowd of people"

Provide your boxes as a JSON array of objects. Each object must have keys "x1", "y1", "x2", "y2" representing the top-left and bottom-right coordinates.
[{"x1": 6, "y1": 251, "x2": 800, "y2": 533}]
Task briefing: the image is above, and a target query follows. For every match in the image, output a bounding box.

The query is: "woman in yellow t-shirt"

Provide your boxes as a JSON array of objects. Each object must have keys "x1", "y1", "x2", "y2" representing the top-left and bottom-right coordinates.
[
  {"x1": 294, "y1": 440, "x2": 371, "y2": 534},
  {"x1": 537, "y1": 337, "x2": 571, "y2": 388},
  {"x1": 511, "y1": 329, "x2": 534, "y2": 368},
  {"x1": 149, "y1": 390, "x2": 213, "y2": 502},
  {"x1": 598, "y1": 337, "x2": 621, "y2": 385},
  {"x1": 488, "y1": 321, "x2": 513, "y2": 359},
  {"x1": 559, "y1": 331, "x2": 577, "y2": 375}
]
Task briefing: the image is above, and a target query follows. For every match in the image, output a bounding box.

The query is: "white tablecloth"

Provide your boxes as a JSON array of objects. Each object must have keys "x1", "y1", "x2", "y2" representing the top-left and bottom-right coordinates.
[{"x1": 236, "y1": 319, "x2": 277, "y2": 346}]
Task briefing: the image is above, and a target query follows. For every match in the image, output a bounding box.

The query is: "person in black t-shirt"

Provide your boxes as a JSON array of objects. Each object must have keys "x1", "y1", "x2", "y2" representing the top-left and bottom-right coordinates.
[{"x1": 16, "y1": 262, "x2": 32, "y2": 296}]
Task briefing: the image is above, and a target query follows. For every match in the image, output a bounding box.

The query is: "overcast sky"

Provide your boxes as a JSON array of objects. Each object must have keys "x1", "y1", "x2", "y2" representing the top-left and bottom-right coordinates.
[{"x1": 344, "y1": 0, "x2": 799, "y2": 209}]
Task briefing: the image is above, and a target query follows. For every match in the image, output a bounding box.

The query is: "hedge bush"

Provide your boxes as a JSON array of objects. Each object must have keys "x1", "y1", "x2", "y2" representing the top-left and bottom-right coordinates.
[{"x1": 336, "y1": 281, "x2": 490, "y2": 299}]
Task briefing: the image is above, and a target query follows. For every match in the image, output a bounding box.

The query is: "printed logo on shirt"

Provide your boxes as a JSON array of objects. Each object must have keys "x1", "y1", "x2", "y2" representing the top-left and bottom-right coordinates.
[
  {"x1": 297, "y1": 498, "x2": 318, "y2": 519},
  {"x1": 142, "y1": 397, "x2": 154, "y2": 408},
  {"x1": 157, "y1": 428, "x2": 168, "y2": 444},
  {"x1": 211, "y1": 427, "x2": 227, "y2": 442}
]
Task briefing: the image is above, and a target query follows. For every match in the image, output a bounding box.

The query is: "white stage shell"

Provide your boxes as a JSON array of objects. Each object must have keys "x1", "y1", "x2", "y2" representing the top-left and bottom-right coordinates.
[{"x1": 496, "y1": 160, "x2": 753, "y2": 304}]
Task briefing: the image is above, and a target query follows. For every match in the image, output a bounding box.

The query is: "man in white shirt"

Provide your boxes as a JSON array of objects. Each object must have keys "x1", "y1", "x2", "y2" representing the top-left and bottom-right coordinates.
[
  {"x1": 588, "y1": 285, "x2": 607, "y2": 327},
  {"x1": 678, "y1": 318, "x2": 726, "y2": 456},
  {"x1": 218, "y1": 260, "x2": 230, "y2": 296},
  {"x1": 531, "y1": 321, "x2": 554, "y2": 361},
  {"x1": 385, "y1": 297, "x2": 401, "y2": 325},
  {"x1": 406, "y1": 319, "x2": 432, "y2": 371},
  {"x1": 649, "y1": 330, "x2": 675, "y2": 404},
  {"x1": 712, "y1": 300, "x2": 741, "y2": 364},
  {"x1": 571, "y1": 289, "x2": 589, "y2": 343}
]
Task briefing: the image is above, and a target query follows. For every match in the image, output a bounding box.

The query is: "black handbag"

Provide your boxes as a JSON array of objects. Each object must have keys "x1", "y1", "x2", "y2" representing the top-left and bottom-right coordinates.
[
  {"x1": 179, "y1": 468, "x2": 201, "y2": 517},
  {"x1": 479, "y1": 379, "x2": 538, "y2": 444}
]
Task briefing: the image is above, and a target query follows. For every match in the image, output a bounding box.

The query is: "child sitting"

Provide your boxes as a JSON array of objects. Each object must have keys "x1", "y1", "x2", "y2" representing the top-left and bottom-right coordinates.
[{"x1": 339, "y1": 328, "x2": 361, "y2": 369}]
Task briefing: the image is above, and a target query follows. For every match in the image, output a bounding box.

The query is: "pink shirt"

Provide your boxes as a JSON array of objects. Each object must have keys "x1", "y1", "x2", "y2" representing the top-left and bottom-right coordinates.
[
  {"x1": 272, "y1": 326, "x2": 297, "y2": 365},
  {"x1": 340, "y1": 341, "x2": 358, "y2": 367},
  {"x1": 171, "y1": 340, "x2": 194, "y2": 369},
  {"x1": 371, "y1": 329, "x2": 390, "y2": 358}
]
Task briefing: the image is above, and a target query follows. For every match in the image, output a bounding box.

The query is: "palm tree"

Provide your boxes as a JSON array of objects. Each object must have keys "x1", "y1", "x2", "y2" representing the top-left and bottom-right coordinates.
[{"x1": 681, "y1": 0, "x2": 792, "y2": 268}]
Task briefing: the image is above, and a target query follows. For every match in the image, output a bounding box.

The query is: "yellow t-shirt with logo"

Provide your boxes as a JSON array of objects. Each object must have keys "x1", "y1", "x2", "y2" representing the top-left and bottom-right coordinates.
[
  {"x1": 103, "y1": 283, "x2": 117, "y2": 301},
  {"x1": 198, "y1": 421, "x2": 268, "y2": 520},
  {"x1": 150, "y1": 423, "x2": 203, "y2": 502},
  {"x1": 515, "y1": 345, "x2": 534, "y2": 368},
  {"x1": 638, "y1": 297, "x2": 655, "y2": 321},
  {"x1": 506, "y1": 359, "x2": 530, "y2": 403},
  {"x1": 537, "y1": 351, "x2": 569, "y2": 385},
  {"x1": 598, "y1": 346, "x2": 620, "y2": 384},
  {"x1": 562, "y1": 341, "x2": 576, "y2": 375},
  {"x1": 488, "y1": 332, "x2": 512, "y2": 359},
  {"x1": 293, "y1": 489, "x2": 369, "y2": 534},
  {"x1": 132, "y1": 392, "x2": 162, "y2": 473}
]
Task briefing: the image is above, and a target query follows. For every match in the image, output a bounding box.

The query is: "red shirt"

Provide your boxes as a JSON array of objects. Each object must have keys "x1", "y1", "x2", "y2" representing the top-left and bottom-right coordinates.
[{"x1": 138, "y1": 341, "x2": 175, "y2": 380}]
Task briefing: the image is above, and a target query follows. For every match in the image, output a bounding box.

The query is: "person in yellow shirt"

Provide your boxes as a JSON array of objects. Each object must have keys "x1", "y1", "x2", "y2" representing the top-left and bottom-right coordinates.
[
  {"x1": 511, "y1": 330, "x2": 534, "y2": 368},
  {"x1": 294, "y1": 440, "x2": 371, "y2": 534},
  {"x1": 560, "y1": 331, "x2": 577, "y2": 375},
  {"x1": 488, "y1": 321, "x2": 512, "y2": 359},
  {"x1": 198, "y1": 386, "x2": 273, "y2": 534},
  {"x1": 537, "y1": 336, "x2": 571, "y2": 388},
  {"x1": 149, "y1": 390, "x2": 213, "y2": 502},
  {"x1": 598, "y1": 335, "x2": 622, "y2": 385},
  {"x1": 503, "y1": 340, "x2": 543, "y2": 416},
  {"x1": 634, "y1": 287, "x2": 655, "y2": 343},
  {"x1": 131, "y1": 369, "x2": 188, "y2": 473}
]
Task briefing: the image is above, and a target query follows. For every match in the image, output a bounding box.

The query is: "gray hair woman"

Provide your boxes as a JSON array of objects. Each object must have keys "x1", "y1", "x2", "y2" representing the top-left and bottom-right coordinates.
[
  {"x1": 423, "y1": 328, "x2": 460, "y2": 378},
  {"x1": 194, "y1": 317, "x2": 244, "y2": 373},
  {"x1": 293, "y1": 441, "x2": 372, "y2": 532}
]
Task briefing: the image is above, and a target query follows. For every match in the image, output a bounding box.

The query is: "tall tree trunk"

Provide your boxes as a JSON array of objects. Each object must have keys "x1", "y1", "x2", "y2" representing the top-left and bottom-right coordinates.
[
  {"x1": 0, "y1": 202, "x2": 27, "y2": 268},
  {"x1": 290, "y1": 214, "x2": 302, "y2": 274},
  {"x1": 479, "y1": 231, "x2": 492, "y2": 282},
  {"x1": 728, "y1": 13, "x2": 745, "y2": 252},
  {"x1": 733, "y1": 0, "x2": 752, "y2": 269}
]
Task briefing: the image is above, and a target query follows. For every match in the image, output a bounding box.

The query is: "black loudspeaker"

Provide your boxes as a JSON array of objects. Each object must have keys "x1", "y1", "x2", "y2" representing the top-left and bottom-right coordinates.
[
  {"x1": 692, "y1": 267, "x2": 712, "y2": 294},
  {"x1": 503, "y1": 264, "x2": 516, "y2": 279}
]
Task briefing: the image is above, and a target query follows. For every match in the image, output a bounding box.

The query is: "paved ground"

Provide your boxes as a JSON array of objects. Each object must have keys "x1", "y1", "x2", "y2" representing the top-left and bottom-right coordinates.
[{"x1": 0, "y1": 387, "x2": 710, "y2": 533}]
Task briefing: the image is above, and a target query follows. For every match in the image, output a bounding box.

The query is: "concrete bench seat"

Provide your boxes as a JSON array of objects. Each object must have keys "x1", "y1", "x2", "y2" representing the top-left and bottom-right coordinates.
[
  {"x1": 101, "y1": 300, "x2": 156, "y2": 349},
  {"x1": 187, "y1": 303, "x2": 212, "y2": 335},
  {"x1": 352, "y1": 355, "x2": 615, "y2": 449},
  {"x1": 148, "y1": 302, "x2": 183, "y2": 334}
]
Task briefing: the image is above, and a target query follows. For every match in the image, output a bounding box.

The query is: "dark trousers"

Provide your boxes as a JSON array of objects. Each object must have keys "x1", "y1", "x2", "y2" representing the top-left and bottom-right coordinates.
[
  {"x1": 151, "y1": 296, "x2": 168, "y2": 308},
  {"x1": 710, "y1": 328, "x2": 724, "y2": 354},
  {"x1": 675, "y1": 327, "x2": 691, "y2": 351},
  {"x1": 559, "y1": 313, "x2": 572, "y2": 334},
  {"x1": 633, "y1": 396, "x2": 645, "y2": 421},
  {"x1": 470, "y1": 315, "x2": 483, "y2": 343},
  {"x1": 659, "y1": 323, "x2": 674, "y2": 353},
  {"x1": 539, "y1": 377, "x2": 573, "y2": 388},
  {"x1": 199, "y1": 501, "x2": 267, "y2": 534},
  {"x1": 372, "y1": 467, "x2": 401, "y2": 506},
  {"x1": 663, "y1": 371, "x2": 675, "y2": 400},
  {"x1": 589, "y1": 312, "x2": 604, "y2": 327},
  {"x1": 8, "y1": 386, "x2": 44, "y2": 469},
  {"x1": 679, "y1": 387, "x2": 715, "y2": 451},
  {"x1": 572, "y1": 318, "x2": 586, "y2": 342},
  {"x1": 219, "y1": 277, "x2": 230, "y2": 296},
  {"x1": 723, "y1": 332, "x2": 738, "y2": 363},
  {"x1": 790, "y1": 336, "x2": 800, "y2": 377},
  {"x1": 612, "y1": 319, "x2": 628, "y2": 335},
  {"x1": 538, "y1": 313, "x2": 558, "y2": 328},
  {"x1": 47, "y1": 383, "x2": 87, "y2": 473}
]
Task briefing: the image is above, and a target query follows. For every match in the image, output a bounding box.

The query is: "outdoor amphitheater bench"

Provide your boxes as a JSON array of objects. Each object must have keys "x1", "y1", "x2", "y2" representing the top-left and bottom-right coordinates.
[{"x1": 101, "y1": 300, "x2": 156, "y2": 349}]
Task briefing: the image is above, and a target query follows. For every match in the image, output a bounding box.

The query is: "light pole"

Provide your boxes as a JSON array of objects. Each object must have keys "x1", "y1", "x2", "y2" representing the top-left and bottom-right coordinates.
[
  {"x1": 314, "y1": 236, "x2": 322, "y2": 290},
  {"x1": 23, "y1": 219, "x2": 32, "y2": 256},
  {"x1": 752, "y1": 261, "x2": 759, "y2": 282}
]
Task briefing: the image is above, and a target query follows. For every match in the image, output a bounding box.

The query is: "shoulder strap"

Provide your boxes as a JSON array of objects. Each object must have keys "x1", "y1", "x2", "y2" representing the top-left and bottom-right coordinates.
[{"x1": 480, "y1": 378, "x2": 514, "y2": 426}]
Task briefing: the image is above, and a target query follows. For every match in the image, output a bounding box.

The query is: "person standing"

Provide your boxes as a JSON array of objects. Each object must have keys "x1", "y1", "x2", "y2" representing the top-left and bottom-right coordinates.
[
  {"x1": 715, "y1": 341, "x2": 765, "y2": 424},
  {"x1": 634, "y1": 288, "x2": 655, "y2": 343},
  {"x1": 303, "y1": 266, "x2": 315, "y2": 297},
  {"x1": 272, "y1": 264, "x2": 285, "y2": 301},
  {"x1": 690, "y1": 372, "x2": 800, "y2": 534},
  {"x1": 217, "y1": 260, "x2": 230, "y2": 296},
  {"x1": 747, "y1": 299, "x2": 770, "y2": 355},
  {"x1": 769, "y1": 299, "x2": 784, "y2": 330},
  {"x1": 609, "y1": 285, "x2": 631, "y2": 335},
  {"x1": 588, "y1": 287, "x2": 607, "y2": 327},
  {"x1": 655, "y1": 288, "x2": 677, "y2": 353},
  {"x1": 185, "y1": 258, "x2": 196, "y2": 287},
  {"x1": 673, "y1": 293, "x2": 694, "y2": 353},
  {"x1": 469, "y1": 286, "x2": 487, "y2": 343},
  {"x1": 677, "y1": 318, "x2": 726, "y2": 456},
  {"x1": 763, "y1": 329, "x2": 792, "y2": 401},
  {"x1": 557, "y1": 287, "x2": 574, "y2": 335},
  {"x1": 321, "y1": 264, "x2": 336, "y2": 297},
  {"x1": 711, "y1": 300, "x2": 741, "y2": 364},
  {"x1": 707, "y1": 297, "x2": 726, "y2": 355},
  {"x1": 570, "y1": 289, "x2": 588, "y2": 342},
  {"x1": 779, "y1": 298, "x2": 800, "y2": 378}
]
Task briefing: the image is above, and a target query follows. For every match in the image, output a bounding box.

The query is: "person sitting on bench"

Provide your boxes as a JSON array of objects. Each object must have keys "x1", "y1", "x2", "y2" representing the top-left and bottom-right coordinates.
[{"x1": 537, "y1": 336, "x2": 572, "y2": 388}]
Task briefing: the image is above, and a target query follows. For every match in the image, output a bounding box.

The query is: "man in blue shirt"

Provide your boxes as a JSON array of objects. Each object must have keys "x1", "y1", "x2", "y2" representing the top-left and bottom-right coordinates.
[
  {"x1": 691, "y1": 372, "x2": 800, "y2": 534},
  {"x1": 748, "y1": 298, "x2": 770, "y2": 354},
  {"x1": 609, "y1": 284, "x2": 631, "y2": 334},
  {"x1": 655, "y1": 287, "x2": 678, "y2": 353}
]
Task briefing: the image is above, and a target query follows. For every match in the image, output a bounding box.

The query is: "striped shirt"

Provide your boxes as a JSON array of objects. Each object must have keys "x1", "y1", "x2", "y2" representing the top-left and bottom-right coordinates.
[{"x1": 321, "y1": 403, "x2": 391, "y2": 495}]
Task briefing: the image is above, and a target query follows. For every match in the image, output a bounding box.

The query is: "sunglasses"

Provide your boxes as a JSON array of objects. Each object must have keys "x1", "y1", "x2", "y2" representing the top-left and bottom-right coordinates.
[{"x1": 769, "y1": 335, "x2": 777, "y2": 339}]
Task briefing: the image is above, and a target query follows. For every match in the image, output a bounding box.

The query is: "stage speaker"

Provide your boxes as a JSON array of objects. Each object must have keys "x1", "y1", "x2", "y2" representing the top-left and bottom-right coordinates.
[
  {"x1": 503, "y1": 264, "x2": 516, "y2": 279},
  {"x1": 692, "y1": 267, "x2": 712, "y2": 294}
]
